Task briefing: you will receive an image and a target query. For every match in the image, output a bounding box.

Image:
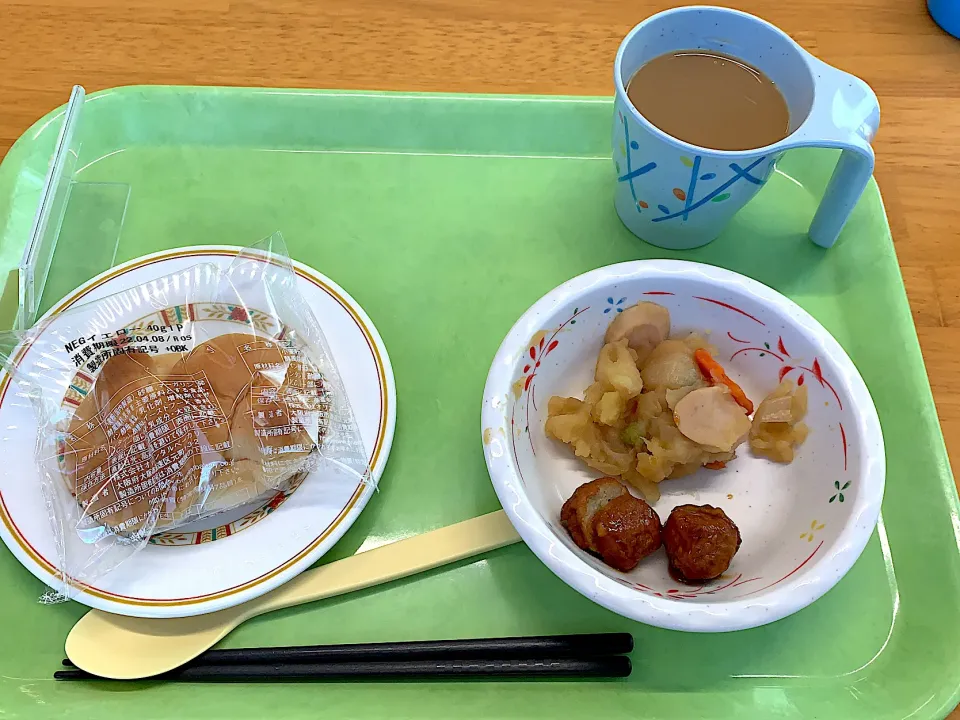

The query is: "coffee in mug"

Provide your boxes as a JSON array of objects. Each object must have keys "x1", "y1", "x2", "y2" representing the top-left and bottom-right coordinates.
[{"x1": 626, "y1": 50, "x2": 790, "y2": 151}]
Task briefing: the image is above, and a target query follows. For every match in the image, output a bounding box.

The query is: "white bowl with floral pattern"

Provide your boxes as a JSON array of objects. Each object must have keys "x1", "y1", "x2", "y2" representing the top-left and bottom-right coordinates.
[{"x1": 481, "y1": 260, "x2": 884, "y2": 632}]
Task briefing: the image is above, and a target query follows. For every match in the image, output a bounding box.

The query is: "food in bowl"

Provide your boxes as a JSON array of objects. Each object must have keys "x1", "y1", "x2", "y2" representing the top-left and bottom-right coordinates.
[
  {"x1": 546, "y1": 301, "x2": 808, "y2": 502},
  {"x1": 60, "y1": 332, "x2": 329, "y2": 534},
  {"x1": 559, "y1": 475, "x2": 741, "y2": 577},
  {"x1": 559, "y1": 477, "x2": 662, "y2": 571},
  {"x1": 750, "y1": 380, "x2": 809, "y2": 462},
  {"x1": 662, "y1": 504, "x2": 742, "y2": 582}
]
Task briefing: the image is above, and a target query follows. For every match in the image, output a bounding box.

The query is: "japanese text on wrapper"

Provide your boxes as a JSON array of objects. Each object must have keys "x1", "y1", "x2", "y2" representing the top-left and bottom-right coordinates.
[{"x1": 63, "y1": 324, "x2": 193, "y2": 374}]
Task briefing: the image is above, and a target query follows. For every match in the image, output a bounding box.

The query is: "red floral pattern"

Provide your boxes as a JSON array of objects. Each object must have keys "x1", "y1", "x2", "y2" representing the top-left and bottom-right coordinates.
[
  {"x1": 522, "y1": 336, "x2": 559, "y2": 391},
  {"x1": 625, "y1": 573, "x2": 762, "y2": 599},
  {"x1": 732, "y1": 338, "x2": 844, "y2": 410},
  {"x1": 694, "y1": 296, "x2": 765, "y2": 325},
  {"x1": 512, "y1": 306, "x2": 589, "y2": 457}
]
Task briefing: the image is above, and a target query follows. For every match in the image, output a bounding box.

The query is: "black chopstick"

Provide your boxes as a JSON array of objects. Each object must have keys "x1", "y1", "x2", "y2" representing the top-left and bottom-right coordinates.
[
  {"x1": 57, "y1": 633, "x2": 633, "y2": 681},
  {"x1": 190, "y1": 633, "x2": 633, "y2": 666},
  {"x1": 55, "y1": 656, "x2": 631, "y2": 681}
]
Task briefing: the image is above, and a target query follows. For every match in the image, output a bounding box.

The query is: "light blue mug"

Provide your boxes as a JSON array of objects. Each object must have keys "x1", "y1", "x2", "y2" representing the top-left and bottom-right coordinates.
[{"x1": 613, "y1": 6, "x2": 880, "y2": 250}]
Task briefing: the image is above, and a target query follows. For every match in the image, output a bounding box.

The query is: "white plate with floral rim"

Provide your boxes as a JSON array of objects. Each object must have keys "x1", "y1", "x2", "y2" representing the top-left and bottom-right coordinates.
[
  {"x1": 482, "y1": 260, "x2": 884, "y2": 632},
  {"x1": 0, "y1": 246, "x2": 396, "y2": 618}
]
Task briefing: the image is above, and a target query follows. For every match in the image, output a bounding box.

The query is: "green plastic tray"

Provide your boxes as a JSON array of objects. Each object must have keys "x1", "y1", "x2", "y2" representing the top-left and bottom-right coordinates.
[{"x1": 0, "y1": 87, "x2": 958, "y2": 720}]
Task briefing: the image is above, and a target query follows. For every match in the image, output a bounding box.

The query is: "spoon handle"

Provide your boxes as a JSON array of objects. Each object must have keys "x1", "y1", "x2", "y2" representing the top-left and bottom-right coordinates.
[{"x1": 243, "y1": 510, "x2": 521, "y2": 619}]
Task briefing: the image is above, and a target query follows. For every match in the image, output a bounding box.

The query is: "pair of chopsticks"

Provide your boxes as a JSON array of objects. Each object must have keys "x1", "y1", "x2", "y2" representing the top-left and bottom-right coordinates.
[{"x1": 56, "y1": 633, "x2": 633, "y2": 681}]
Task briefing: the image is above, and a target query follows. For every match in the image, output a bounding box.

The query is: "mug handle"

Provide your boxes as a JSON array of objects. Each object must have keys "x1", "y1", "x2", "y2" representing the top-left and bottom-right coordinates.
[{"x1": 786, "y1": 62, "x2": 880, "y2": 249}]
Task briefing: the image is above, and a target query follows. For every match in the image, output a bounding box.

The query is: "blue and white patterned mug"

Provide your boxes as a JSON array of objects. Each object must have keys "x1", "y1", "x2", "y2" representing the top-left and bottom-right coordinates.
[{"x1": 614, "y1": 6, "x2": 880, "y2": 250}]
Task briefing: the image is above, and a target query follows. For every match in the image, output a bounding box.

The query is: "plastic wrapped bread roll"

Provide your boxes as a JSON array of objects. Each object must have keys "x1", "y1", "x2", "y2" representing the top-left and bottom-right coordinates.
[
  {"x1": 0, "y1": 239, "x2": 373, "y2": 601},
  {"x1": 60, "y1": 333, "x2": 328, "y2": 534}
]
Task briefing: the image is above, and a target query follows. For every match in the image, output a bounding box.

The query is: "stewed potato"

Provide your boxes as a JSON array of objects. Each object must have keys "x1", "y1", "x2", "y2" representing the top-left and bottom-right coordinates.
[
  {"x1": 750, "y1": 380, "x2": 809, "y2": 462},
  {"x1": 545, "y1": 302, "x2": 751, "y2": 502}
]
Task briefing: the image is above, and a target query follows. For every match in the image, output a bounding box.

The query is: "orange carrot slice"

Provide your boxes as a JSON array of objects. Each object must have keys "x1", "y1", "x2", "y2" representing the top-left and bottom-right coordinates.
[
  {"x1": 704, "y1": 460, "x2": 727, "y2": 470},
  {"x1": 693, "y1": 348, "x2": 754, "y2": 414}
]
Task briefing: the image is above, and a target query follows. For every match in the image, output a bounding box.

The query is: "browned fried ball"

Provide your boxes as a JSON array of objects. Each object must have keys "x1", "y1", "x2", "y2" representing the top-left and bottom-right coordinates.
[
  {"x1": 560, "y1": 477, "x2": 627, "y2": 552},
  {"x1": 591, "y1": 494, "x2": 662, "y2": 571},
  {"x1": 663, "y1": 504, "x2": 741, "y2": 582}
]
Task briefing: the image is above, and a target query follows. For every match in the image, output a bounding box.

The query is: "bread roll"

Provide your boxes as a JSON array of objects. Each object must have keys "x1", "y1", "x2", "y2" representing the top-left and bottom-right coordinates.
[
  {"x1": 59, "y1": 333, "x2": 327, "y2": 535},
  {"x1": 173, "y1": 332, "x2": 288, "y2": 399},
  {"x1": 62, "y1": 351, "x2": 183, "y2": 499}
]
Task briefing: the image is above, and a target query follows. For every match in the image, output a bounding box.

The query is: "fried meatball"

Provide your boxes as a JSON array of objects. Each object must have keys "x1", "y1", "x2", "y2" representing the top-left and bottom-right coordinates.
[
  {"x1": 663, "y1": 504, "x2": 741, "y2": 582},
  {"x1": 560, "y1": 477, "x2": 627, "y2": 551},
  {"x1": 592, "y1": 494, "x2": 662, "y2": 572}
]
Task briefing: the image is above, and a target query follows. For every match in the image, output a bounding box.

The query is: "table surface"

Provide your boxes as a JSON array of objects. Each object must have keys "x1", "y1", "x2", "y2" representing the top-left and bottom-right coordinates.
[{"x1": 1, "y1": 0, "x2": 958, "y2": 714}]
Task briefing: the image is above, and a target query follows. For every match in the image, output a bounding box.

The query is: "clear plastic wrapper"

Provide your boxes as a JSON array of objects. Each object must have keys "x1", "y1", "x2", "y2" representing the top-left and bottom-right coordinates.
[{"x1": 0, "y1": 234, "x2": 372, "y2": 600}]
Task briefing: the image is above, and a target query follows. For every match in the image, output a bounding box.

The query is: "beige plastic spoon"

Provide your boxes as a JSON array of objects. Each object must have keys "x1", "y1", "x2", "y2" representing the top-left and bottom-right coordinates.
[{"x1": 65, "y1": 510, "x2": 521, "y2": 679}]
